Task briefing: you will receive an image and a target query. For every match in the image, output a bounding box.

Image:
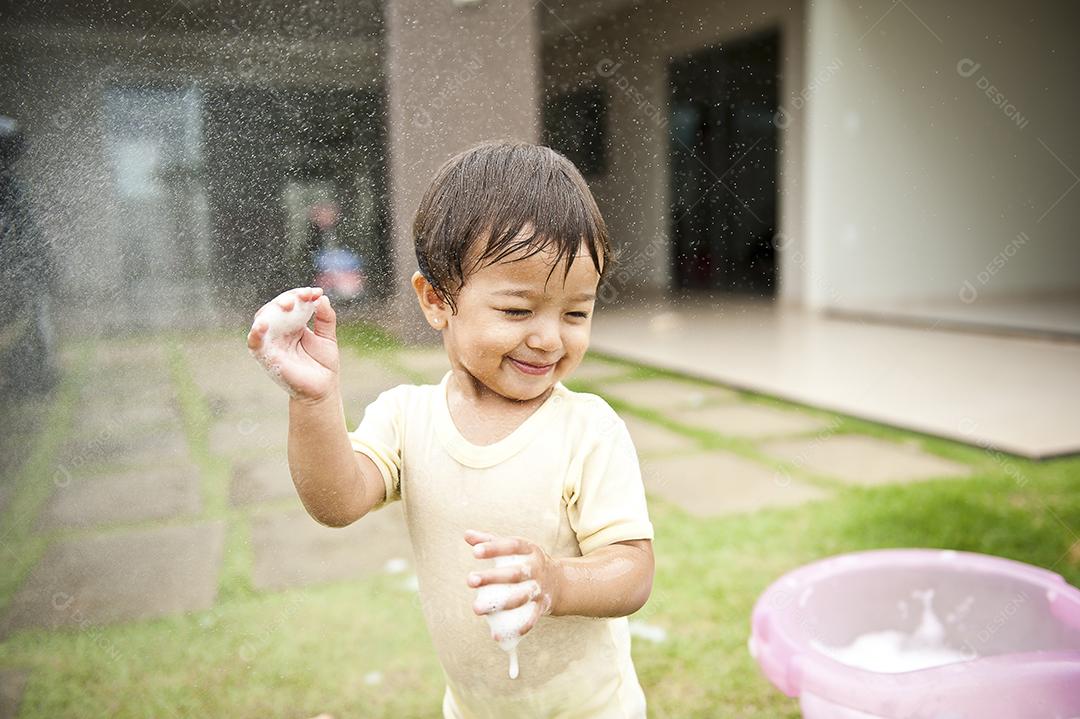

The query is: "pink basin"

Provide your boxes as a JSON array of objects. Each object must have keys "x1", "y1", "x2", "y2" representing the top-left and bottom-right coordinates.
[{"x1": 749, "y1": 549, "x2": 1080, "y2": 718}]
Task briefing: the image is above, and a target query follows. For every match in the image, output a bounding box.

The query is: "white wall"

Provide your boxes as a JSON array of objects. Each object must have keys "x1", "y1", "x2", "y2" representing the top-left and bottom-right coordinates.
[{"x1": 803, "y1": 0, "x2": 1080, "y2": 311}]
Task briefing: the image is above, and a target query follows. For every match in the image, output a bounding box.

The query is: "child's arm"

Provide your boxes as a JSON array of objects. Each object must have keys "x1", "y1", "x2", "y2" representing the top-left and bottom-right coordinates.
[
  {"x1": 547, "y1": 538, "x2": 654, "y2": 617},
  {"x1": 465, "y1": 530, "x2": 654, "y2": 636},
  {"x1": 247, "y1": 287, "x2": 385, "y2": 527},
  {"x1": 287, "y1": 387, "x2": 387, "y2": 527}
]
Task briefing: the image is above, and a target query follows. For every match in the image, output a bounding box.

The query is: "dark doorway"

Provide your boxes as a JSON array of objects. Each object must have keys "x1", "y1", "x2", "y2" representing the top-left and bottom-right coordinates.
[
  {"x1": 668, "y1": 29, "x2": 779, "y2": 295},
  {"x1": 202, "y1": 85, "x2": 391, "y2": 310}
]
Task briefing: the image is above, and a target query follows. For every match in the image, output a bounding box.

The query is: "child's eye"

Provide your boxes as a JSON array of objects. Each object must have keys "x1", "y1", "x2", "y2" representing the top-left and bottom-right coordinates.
[
  {"x1": 500, "y1": 309, "x2": 531, "y2": 317},
  {"x1": 567, "y1": 312, "x2": 590, "y2": 319}
]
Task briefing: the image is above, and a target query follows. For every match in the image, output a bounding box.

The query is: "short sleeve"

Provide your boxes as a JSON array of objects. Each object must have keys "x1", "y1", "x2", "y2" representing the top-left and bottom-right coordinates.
[
  {"x1": 347, "y1": 385, "x2": 407, "y2": 510},
  {"x1": 565, "y1": 415, "x2": 654, "y2": 555}
]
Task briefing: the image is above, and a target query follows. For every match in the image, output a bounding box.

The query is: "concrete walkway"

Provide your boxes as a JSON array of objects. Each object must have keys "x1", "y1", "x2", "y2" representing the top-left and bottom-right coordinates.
[
  {"x1": 0, "y1": 333, "x2": 976, "y2": 714},
  {"x1": 590, "y1": 294, "x2": 1080, "y2": 459}
]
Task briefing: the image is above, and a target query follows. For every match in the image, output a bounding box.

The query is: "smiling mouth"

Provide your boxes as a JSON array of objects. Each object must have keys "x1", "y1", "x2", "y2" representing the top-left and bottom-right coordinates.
[{"x1": 509, "y1": 357, "x2": 555, "y2": 375}]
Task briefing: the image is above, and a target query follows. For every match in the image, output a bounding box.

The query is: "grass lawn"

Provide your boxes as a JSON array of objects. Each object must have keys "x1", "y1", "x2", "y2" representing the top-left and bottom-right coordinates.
[{"x1": 0, "y1": 327, "x2": 1077, "y2": 718}]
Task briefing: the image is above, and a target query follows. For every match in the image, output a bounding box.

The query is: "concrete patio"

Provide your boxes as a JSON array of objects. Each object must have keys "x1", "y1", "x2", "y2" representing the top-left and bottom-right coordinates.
[{"x1": 590, "y1": 294, "x2": 1080, "y2": 460}]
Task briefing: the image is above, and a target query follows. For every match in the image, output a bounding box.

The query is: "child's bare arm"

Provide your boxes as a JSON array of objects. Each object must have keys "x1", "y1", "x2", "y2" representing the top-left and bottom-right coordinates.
[
  {"x1": 287, "y1": 392, "x2": 386, "y2": 527},
  {"x1": 248, "y1": 287, "x2": 384, "y2": 527},
  {"x1": 547, "y1": 539, "x2": 654, "y2": 617}
]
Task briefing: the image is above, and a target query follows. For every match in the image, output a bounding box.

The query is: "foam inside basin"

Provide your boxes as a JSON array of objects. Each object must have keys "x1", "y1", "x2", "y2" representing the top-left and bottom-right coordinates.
[{"x1": 749, "y1": 549, "x2": 1080, "y2": 718}]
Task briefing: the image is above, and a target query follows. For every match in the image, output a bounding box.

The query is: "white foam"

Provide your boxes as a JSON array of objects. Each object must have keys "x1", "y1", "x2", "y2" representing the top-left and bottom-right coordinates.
[
  {"x1": 383, "y1": 558, "x2": 408, "y2": 574},
  {"x1": 812, "y1": 589, "x2": 976, "y2": 673},
  {"x1": 248, "y1": 294, "x2": 319, "y2": 397},
  {"x1": 262, "y1": 296, "x2": 317, "y2": 343},
  {"x1": 474, "y1": 554, "x2": 536, "y2": 679},
  {"x1": 628, "y1": 621, "x2": 668, "y2": 643}
]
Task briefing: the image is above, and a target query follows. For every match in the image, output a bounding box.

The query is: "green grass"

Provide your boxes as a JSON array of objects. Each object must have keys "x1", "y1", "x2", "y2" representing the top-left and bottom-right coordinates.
[
  {"x1": 0, "y1": 331, "x2": 1077, "y2": 718},
  {"x1": 336, "y1": 322, "x2": 404, "y2": 356},
  {"x1": 165, "y1": 340, "x2": 258, "y2": 603}
]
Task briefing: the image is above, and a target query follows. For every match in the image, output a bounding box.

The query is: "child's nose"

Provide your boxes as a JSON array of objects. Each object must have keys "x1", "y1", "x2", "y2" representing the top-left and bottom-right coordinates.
[{"x1": 525, "y1": 320, "x2": 561, "y2": 353}]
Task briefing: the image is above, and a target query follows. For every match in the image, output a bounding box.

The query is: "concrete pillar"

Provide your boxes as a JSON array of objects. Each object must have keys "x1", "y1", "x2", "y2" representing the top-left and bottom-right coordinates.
[{"x1": 382, "y1": 0, "x2": 542, "y2": 343}]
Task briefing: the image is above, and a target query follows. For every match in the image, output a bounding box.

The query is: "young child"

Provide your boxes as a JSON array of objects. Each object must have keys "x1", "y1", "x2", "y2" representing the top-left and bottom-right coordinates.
[{"x1": 247, "y1": 141, "x2": 655, "y2": 718}]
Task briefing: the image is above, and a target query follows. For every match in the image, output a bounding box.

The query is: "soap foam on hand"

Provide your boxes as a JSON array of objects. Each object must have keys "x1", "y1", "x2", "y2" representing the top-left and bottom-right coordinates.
[
  {"x1": 474, "y1": 554, "x2": 536, "y2": 680},
  {"x1": 249, "y1": 294, "x2": 319, "y2": 396},
  {"x1": 811, "y1": 589, "x2": 976, "y2": 674}
]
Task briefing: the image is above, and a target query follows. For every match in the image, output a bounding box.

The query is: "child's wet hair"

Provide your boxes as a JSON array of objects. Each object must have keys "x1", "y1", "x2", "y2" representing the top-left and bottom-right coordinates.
[{"x1": 413, "y1": 140, "x2": 614, "y2": 314}]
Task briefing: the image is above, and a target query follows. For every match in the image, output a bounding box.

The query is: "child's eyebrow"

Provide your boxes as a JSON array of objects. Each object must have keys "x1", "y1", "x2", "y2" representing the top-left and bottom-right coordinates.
[{"x1": 493, "y1": 289, "x2": 596, "y2": 302}]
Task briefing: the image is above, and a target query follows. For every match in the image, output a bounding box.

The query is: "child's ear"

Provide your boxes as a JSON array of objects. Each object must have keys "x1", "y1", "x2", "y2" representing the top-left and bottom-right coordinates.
[{"x1": 411, "y1": 271, "x2": 449, "y2": 329}]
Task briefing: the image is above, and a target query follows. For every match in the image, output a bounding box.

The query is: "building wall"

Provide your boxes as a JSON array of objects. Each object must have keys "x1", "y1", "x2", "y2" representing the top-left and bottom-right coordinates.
[
  {"x1": 8, "y1": 1, "x2": 1075, "y2": 332},
  {"x1": 544, "y1": 0, "x2": 1079, "y2": 316},
  {"x1": 382, "y1": 0, "x2": 543, "y2": 341},
  {"x1": 543, "y1": 0, "x2": 806, "y2": 305},
  {"x1": 804, "y1": 0, "x2": 1080, "y2": 310}
]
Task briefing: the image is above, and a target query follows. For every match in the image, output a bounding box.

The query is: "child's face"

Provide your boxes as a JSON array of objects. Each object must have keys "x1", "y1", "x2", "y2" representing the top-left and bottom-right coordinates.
[{"x1": 423, "y1": 239, "x2": 600, "y2": 402}]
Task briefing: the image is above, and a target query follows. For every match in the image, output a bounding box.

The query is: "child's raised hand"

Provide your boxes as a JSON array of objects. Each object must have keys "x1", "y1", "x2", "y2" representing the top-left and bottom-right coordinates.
[
  {"x1": 247, "y1": 286, "x2": 340, "y2": 403},
  {"x1": 464, "y1": 530, "x2": 561, "y2": 642}
]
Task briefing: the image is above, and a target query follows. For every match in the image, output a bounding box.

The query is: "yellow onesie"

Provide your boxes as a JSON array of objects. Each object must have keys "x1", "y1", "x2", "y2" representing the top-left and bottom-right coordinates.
[{"x1": 348, "y1": 369, "x2": 655, "y2": 718}]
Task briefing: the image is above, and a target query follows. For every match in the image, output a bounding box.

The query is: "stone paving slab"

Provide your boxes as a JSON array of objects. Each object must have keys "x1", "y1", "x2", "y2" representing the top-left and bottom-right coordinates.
[
  {"x1": 0, "y1": 401, "x2": 47, "y2": 489},
  {"x1": 340, "y1": 360, "x2": 413, "y2": 422},
  {"x1": 84, "y1": 360, "x2": 171, "y2": 387},
  {"x1": 595, "y1": 376, "x2": 738, "y2": 412},
  {"x1": 340, "y1": 355, "x2": 413, "y2": 396},
  {"x1": 340, "y1": 354, "x2": 411, "y2": 386},
  {"x1": 72, "y1": 401, "x2": 181, "y2": 439},
  {"x1": 202, "y1": 372, "x2": 286, "y2": 418},
  {"x1": 670, "y1": 402, "x2": 834, "y2": 439},
  {"x1": 342, "y1": 386, "x2": 399, "y2": 424},
  {"x1": 251, "y1": 506, "x2": 413, "y2": 591},
  {"x1": 0, "y1": 668, "x2": 29, "y2": 719},
  {"x1": 191, "y1": 341, "x2": 406, "y2": 419},
  {"x1": 81, "y1": 356, "x2": 171, "y2": 382},
  {"x1": 59, "y1": 343, "x2": 84, "y2": 366},
  {"x1": 623, "y1": 416, "x2": 697, "y2": 456},
  {"x1": 59, "y1": 428, "x2": 190, "y2": 471},
  {"x1": 203, "y1": 361, "x2": 408, "y2": 457},
  {"x1": 90, "y1": 341, "x2": 168, "y2": 369},
  {"x1": 230, "y1": 453, "x2": 295, "y2": 507},
  {"x1": 36, "y1": 464, "x2": 202, "y2": 531},
  {"x1": 182, "y1": 336, "x2": 251, "y2": 391},
  {"x1": 184, "y1": 338, "x2": 297, "y2": 418},
  {"x1": 208, "y1": 415, "x2": 289, "y2": 459},
  {"x1": 205, "y1": 389, "x2": 285, "y2": 426},
  {"x1": 641, "y1": 451, "x2": 830, "y2": 517},
  {"x1": 760, "y1": 434, "x2": 973, "y2": 486},
  {"x1": 77, "y1": 381, "x2": 177, "y2": 415},
  {"x1": 0, "y1": 484, "x2": 11, "y2": 518},
  {"x1": 567, "y1": 357, "x2": 633, "y2": 384},
  {"x1": 201, "y1": 376, "x2": 282, "y2": 411},
  {"x1": 394, "y1": 347, "x2": 450, "y2": 383},
  {"x1": 79, "y1": 380, "x2": 173, "y2": 409},
  {"x1": 0, "y1": 521, "x2": 225, "y2": 639},
  {"x1": 197, "y1": 362, "x2": 275, "y2": 388}
]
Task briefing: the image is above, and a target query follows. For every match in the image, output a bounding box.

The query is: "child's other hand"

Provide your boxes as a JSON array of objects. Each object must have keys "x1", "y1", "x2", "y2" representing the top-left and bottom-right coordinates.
[
  {"x1": 247, "y1": 287, "x2": 339, "y2": 403},
  {"x1": 464, "y1": 530, "x2": 561, "y2": 640}
]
